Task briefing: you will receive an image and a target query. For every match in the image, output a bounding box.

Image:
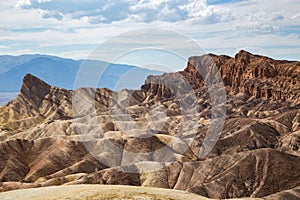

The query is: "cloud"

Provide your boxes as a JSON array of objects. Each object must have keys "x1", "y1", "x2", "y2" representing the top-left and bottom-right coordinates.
[
  {"x1": 233, "y1": 10, "x2": 284, "y2": 34},
  {"x1": 180, "y1": 0, "x2": 234, "y2": 24},
  {"x1": 39, "y1": 10, "x2": 63, "y2": 20},
  {"x1": 272, "y1": 12, "x2": 284, "y2": 21},
  {"x1": 37, "y1": 0, "x2": 51, "y2": 3},
  {"x1": 291, "y1": 12, "x2": 300, "y2": 20},
  {"x1": 16, "y1": 0, "x2": 31, "y2": 7},
  {"x1": 15, "y1": 0, "x2": 233, "y2": 24},
  {"x1": 0, "y1": 45, "x2": 9, "y2": 49}
]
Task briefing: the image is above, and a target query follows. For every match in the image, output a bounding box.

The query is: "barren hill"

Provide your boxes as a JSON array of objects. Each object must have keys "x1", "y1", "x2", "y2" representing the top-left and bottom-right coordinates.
[{"x1": 0, "y1": 50, "x2": 299, "y2": 199}]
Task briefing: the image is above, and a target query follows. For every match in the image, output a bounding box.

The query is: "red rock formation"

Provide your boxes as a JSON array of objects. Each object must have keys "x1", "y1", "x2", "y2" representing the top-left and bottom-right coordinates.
[{"x1": 0, "y1": 50, "x2": 299, "y2": 199}]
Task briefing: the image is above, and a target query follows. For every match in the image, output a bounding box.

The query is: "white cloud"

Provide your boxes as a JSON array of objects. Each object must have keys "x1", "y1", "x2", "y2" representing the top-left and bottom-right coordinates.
[
  {"x1": 16, "y1": 0, "x2": 31, "y2": 7},
  {"x1": 37, "y1": 0, "x2": 51, "y2": 3},
  {"x1": 291, "y1": 12, "x2": 300, "y2": 20},
  {"x1": 15, "y1": 0, "x2": 233, "y2": 24},
  {"x1": 179, "y1": 0, "x2": 233, "y2": 24},
  {"x1": 39, "y1": 9, "x2": 63, "y2": 20},
  {"x1": 233, "y1": 10, "x2": 283, "y2": 34},
  {"x1": 0, "y1": 45, "x2": 9, "y2": 49}
]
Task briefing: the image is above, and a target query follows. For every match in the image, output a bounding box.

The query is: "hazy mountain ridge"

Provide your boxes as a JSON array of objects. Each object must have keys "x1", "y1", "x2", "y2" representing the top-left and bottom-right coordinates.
[
  {"x1": 0, "y1": 50, "x2": 299, "y2": 199},
  {"x1": 0, "y1": 54, "x2": 163, "y2": 92}
]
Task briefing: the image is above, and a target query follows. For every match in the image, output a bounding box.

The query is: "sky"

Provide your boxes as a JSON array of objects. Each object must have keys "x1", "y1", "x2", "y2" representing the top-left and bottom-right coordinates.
[{"x1": 0, "y1": 0, "x2": 300, "y2": 71}]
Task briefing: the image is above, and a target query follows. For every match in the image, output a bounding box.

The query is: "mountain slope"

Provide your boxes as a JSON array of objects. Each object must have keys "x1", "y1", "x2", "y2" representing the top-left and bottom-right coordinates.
[
  {"x1": 0, "y1": 50, "x2": 299, "y2": 199},
  {"x1": 0, "y1": 55, "x2": 47, "y2": 74}
]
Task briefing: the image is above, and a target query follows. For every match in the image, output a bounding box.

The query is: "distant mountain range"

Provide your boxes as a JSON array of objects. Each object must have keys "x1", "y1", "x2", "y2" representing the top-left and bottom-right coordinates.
[{"x1": 0, "y1": 54, "x2": 163, "y2": 93}]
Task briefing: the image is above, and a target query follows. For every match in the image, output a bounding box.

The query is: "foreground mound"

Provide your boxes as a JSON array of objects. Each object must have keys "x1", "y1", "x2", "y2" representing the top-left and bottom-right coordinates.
[{"x1": 0, "y1": 185, "x2": 213, "y2": 200}]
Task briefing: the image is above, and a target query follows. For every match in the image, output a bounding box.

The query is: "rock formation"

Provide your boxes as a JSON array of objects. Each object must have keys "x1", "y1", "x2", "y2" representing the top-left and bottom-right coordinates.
[{"x1": 0, "y1": 50, "x2": 299, "y2": 199}]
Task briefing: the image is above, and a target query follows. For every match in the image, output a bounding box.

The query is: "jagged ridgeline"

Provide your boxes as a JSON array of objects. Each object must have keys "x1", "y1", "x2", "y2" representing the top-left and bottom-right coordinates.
[{"x1": 0, "y1": 50, "x2": 299, "y2": 199}]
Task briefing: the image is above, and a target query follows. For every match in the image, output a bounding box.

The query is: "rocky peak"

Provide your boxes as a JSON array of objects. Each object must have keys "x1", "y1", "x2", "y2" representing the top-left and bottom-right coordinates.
[
  {"x1": 20, "y1": 74, "x2": 51, "y2": 107},
  {"x1": 235, "y1": 49, "x2": 253, "y2": 59},
  {"x1": 142, "y1": 50, "x2": 299, "y2": 102}
]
